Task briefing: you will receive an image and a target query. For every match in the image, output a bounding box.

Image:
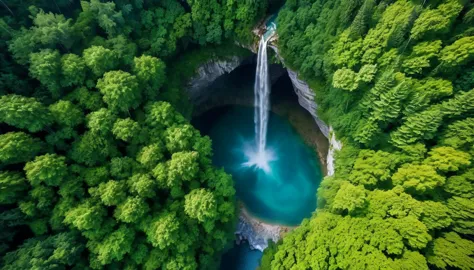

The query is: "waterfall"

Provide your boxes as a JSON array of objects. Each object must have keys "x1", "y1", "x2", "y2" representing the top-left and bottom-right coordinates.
[
  {"x1": 254, "y1": 36, "x2": 270, "y2": 154},
  {"x1": 242, "y1": 33, "x2": 276, "y2": 173}
]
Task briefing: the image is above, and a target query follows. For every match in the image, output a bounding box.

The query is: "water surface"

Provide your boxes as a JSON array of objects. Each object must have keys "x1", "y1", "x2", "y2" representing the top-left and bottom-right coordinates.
[
  {"x1": 202, "y1": 106, "x2": 322, "y2": 226},
  {"x1": 220, "y1": 242, "x2": 262, "y2": 270}
]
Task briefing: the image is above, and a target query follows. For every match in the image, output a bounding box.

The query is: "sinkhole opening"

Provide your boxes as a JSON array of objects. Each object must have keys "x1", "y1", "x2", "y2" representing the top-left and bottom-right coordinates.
[
  {"x1": 192, "y1": 59, "x2": 327, "y2": 226},
  {"x1": 191, "y1": 57, "x2": 328, "y2": 269}
]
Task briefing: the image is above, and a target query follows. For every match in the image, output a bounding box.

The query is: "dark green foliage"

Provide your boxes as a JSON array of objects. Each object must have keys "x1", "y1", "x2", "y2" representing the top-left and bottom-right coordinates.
[
  {"x1": 1, "y1": 232, "x2": 85, "y2": 269},
  {"x1": 0, "y1": 171, "x2": 28, "y2": 204},
  {"x1": 0, "y1": 132, "x2": 43, "y2": 165},
  {"x1": 29, "y1": 49, "x2": 61, "y2": 97},
  {"x1": 0, "y1": 95, "x2": 53, "y2": 132}
]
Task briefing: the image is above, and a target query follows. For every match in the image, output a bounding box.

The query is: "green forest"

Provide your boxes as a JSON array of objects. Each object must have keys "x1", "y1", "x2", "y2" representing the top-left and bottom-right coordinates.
[
  {"x1": 1, "y1": 0, "x2": 474, "y2": 269},
  {"x1": 0, "y1": 0, "x2": 268, "y2": 269},
  {"x1": 261, "y1": 0, "x2": 474, "y2": 269}
]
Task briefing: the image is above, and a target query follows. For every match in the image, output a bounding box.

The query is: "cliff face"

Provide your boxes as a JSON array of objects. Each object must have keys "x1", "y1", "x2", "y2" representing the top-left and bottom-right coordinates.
[
  {"x1": 186, "y1": 56, "x2": 245, "y2": 105},
  {"x1": 284, "y1": 68, "x2": 342, "y2": 176}
]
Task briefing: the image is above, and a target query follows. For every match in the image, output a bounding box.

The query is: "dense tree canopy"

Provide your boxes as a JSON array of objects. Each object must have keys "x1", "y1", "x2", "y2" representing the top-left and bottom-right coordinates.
[
  {"x1": 2, "y1": 0, "x2": 473, "y2": 269},
  {"x1": 262, "y1": 0, "x2": 474, "y2": 269},
  {"x1": 0, "y1": 0, "x2": 270, "y2": 268}
]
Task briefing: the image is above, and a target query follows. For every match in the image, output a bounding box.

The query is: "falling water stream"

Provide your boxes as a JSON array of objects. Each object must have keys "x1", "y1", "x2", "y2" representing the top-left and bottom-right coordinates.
[
  {"x1": 254, "y1": 36, "x2": 270, "y2": 155},
  {"x1": 244, "y1": 29, "x2": 276, "y2": 173}
]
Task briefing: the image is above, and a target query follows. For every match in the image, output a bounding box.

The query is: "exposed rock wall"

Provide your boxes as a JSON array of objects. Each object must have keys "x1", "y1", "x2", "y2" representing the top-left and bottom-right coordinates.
[
  {"x1": 286, "y1": 69, "x2": 330, "y2": 138},
  {"x1": 286, "y1": 69, "x2": 343, "y2": 177},
  {"x1": 186, "y1": 56, "x2": 244, "y2": 105}
]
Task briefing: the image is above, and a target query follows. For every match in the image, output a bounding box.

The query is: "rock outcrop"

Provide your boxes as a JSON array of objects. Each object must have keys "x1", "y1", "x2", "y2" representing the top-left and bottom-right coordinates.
[
  {"x1": 286, "y1": 69, "x2": 330, "y2": 138},
  {"x1": 186, "y1": 56, "x2": 245, "y2": 105},
  {"x1": 235, "y1": 208, "x2": 282, "y2": 251}
]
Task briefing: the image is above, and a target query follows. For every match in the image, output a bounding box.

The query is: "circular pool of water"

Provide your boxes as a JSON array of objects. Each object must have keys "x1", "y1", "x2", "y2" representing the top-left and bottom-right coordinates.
[{"x1": 198, "y1": 106, "x2": 323, "y2": 226}]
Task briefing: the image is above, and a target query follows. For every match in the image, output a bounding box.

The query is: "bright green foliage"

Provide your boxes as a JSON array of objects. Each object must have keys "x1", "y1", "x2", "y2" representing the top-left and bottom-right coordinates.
[
  {"x1": 89, "y1": 225, "x2": 134, "y2": 266},
  {"x1": 330, "y1": 30, "x2": 363, "y2": 68},
  {"x1": 349, "y1": 150, "x2": 396, "y2": 187},
  {"x1": 0, "y1": 171, "x2": 28, "y2": 204},
  {"x1": 390, "y1": 107, "x2": 443, "y2": 147},
  {"x1": 360, "y1": 0, "x2": 416, "y2": 64},
  {"x1": 114, "y1": 197, "x2": 149, "y2": 223},
  {"x1": 331, "y1": 181, "x2": 366, "y2": 215},
  {"x1": 168, "y1": 151, "x2": 200, "y2": 183},
  {"x1": 371, "y1": 81, "x2": 409, "y2": 123},
  {"x1": 366, "y1": 188, "x2": 422, "y2": 219},
  {"x1": 396, "y1": 215, "x2": 432, "y2": 249},
  {"x1": 440, "y1": 89, "x2": 474, "y2": 118},
  {"x1": 83, "y1": 45, "x2": 118, "y2": 76},
  {"x1": 402, "y1": 41, "x2": 443, "y2": 75},
  {"x1": 136, "y1": 144, "x2": 164, "y2": 170},
  {"x1": 265, "y1": 0, "x2": 474, "y2": 268},
  {"x1": 0, "y1": 132, "x2": 43, "y2": 165},
  {"x1": 426, "y1": 232, "x2": 474, "y2": 270},
  {"x1": 49, "y1": 100, "x2": 84, "y2": 127},
  {"x1": 29, "y1": 49, "x2": 61, "y2": 97},
  {"x1": 357, "y1": 64, "x2": 377, "y2": 83},
  {"x1": 60, "y1": 53, "x2": 86, "y2": 87},
  {"x1": 165, "y1": 124, "x2": 196, "y2": 153},
  {"x1": 96, "y1": 180, "x2": 127, "y2": 206},
  {"x1": 64, "y1": 199, "x2": 107, "y2": 231},
  {"x1": 185, "y1": 188, "x2": 217, "y2": 223},
  {"x1": 145, "y1": 101, "x2": 186, "y2": 129},
  {"x1": 133, "y1": 55, "x2": 166, "y2": 100},
  {"x1": 145, "y1": 212, "x2": 180, "y2": 249},
  {"x1": 392, "y1": 164, "x2": 445, "y2": 194},
  {"x1": 86, "y1": 108, "x2": 117, "y2": 135},
  {"x1": 447, "y1": 196, "x2": 474, "y2": 235},
  {"x1": 439, "y1": 36, "x2": 474, "y2": 69},
  {"x1": 96, "y1": 70, "x2": 140, "y2": 113},
  {"x1": 444, "y1": 169, "x2": 474, "y2": 198},
  {"x1": 112, "y1": 118, "x2": 140, "y2": 142},
  {"x1": 1, "y1": 1, "x2": 242, "y2": 268},
  {"x1": 404, "y1": 78, "x2": 453, "y2": 116},
  {"x1": 421, "y1": 201, "x2": 452, "y2": 231},
  {"x1": 0, "y1": 94, "x2": 52, "y2": 132},
  {"x1": 424, "y1": 147, "x2": 471, "y2": 173},
  {"x1": 127, "y1": 174, "x2": 156, "y2": 198},
  {"x1": 152, "y1": 163, "x2": 170, "y2": 188},
  {"x1": 410, "y1": 0, "x2": 463, "y2": 40},
  {"x1": 332, "y1": 68, "x2": 358, "y2": 91},
  {"x1": 24, "y1": 154, "x2": 67, "y2": 187},
  {"x1": 267, "y1": 212, "x2": 428, "y2": 270},
  {"x1": 440, "y1": 118, "x2": 474, "y2": 151},
  {"x1": 69, "y1": 131, "x2": 117, "y2": 166}
]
